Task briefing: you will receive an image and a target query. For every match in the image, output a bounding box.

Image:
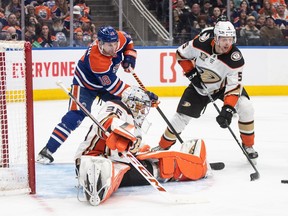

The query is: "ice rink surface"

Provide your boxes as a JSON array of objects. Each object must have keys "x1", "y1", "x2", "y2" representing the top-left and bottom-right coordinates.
[{"x1": 1, "y1": 96, "x2": 288, "y2": 216}]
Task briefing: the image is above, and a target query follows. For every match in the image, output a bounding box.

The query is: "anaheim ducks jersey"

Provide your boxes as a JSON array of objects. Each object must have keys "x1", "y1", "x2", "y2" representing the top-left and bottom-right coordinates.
[
  {"x1": 177, "y1": 36, "x2": 244, "y2": 99},
  {"x1": 74, "y1": 100, "x2": 142, "y2": 161},
  {"x1": 73, "y1": 31, "x2": 134, "y2": 97}
]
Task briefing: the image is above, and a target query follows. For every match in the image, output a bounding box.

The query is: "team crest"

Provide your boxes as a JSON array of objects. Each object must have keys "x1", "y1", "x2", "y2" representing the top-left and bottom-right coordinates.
[
  {"x1": 231, "y1": 51, "x2": 242, "y2": 61},
  {"x1": 181, "y1": 101, "x2": 191, "y2": 107}
]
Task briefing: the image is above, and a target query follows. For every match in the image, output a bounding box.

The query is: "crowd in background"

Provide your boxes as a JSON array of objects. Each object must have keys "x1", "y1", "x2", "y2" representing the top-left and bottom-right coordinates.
[
  {"x1": 1, "y1": 0, "x2": 288, "y2": 46},
  {"x1": 149, "y1": 0, "x2": 288, "y2": 45},
  {"x1": 0, "y1": 0, "x2": 96, "y2": 47}
]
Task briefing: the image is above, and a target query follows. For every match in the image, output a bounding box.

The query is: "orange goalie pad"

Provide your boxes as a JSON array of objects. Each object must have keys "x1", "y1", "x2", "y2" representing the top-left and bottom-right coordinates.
[
  {"x1": 106, "y1": 131, "x2": 134, "y2": 152},
  {"x1": 102, "y1": 162, "x2": 130, "y2": 203},
  {"x1": 137, "y1": 150, "x2": 207, "y2": 181}
]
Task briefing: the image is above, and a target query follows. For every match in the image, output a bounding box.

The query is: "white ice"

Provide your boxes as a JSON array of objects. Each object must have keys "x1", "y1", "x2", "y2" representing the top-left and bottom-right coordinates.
[{"x1": 1, "y1": 96, "x2": 288, "y2": 216}]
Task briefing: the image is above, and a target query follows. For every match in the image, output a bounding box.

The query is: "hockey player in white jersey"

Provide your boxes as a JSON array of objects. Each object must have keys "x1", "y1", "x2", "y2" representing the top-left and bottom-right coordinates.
[
  {"x1": 156, "y1": 20, "x2": 258, "y2": 161},
  {"x1": 75, "y1": 86, "x2": 208, "y2": 206}
]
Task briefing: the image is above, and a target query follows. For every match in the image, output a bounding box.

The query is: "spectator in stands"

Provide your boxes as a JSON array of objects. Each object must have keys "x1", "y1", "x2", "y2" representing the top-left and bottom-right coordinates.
[
  {"x1": 63, "y1": 5, "x2": 90, "y2": 34},
  {"x1": 51, "y1": 17, "x2": 68, "y2": 38},
  {"x1": 1, "y1": 26, "x2": 18, "y2": 40},
  {"x1": 1, "y1": 13, "x2": 21, "y2": 40},
  {"x1": 34, "y1": 0, "x2": 52, "y2": 23},
  {"x1": 0, "y1": 9, "x2": 8, "y2": 27},
  {"x1": 74, "y1": 0, "x2": 91, "y2": 20},
  {"x1": 36, "y1": 24, "x2": 57, "y2": 47},
  {"x1": 211, "y1": 0, "x2": 226, "y2": 10},
  {"x1": 176, "y1": 2, "x2": 201, "y2": 42},
  {"x1": 233, "y1": 9, "x2": 248, "y2": 31},
  {"x1": 10, "y1": 5, "x2": 21, "y2": 24},
  {"x1": 1, "y1": 0, "x2": 10, "y2": 10},
  {"x1": 260, "y1": 15, "x2": 284, "y2": 45},
  {"x1": 51, "y1": 0, "x2": 69, "y2": 21},
  {"x1": 4, "y1": 0, "x2": 21, "y2": 17},
  {"x1": 91, "y1": 32, "x2": 97, "y2": 41},
  {"x1": 239, "y1": 15, "x2": 262, "y2": 45},
  {"x1": 249, "y1": 0, "x2": 262, "y2": 13},
  {"x1": 192, "y1": 14, "x2": 209, "y2": 37},
  {"x1": 237, "y1": 0, "x2": 258, "y2": 18},
  {"x1": 26, "y1": 14, "x2": 42, "y2": 36},
  {"x1": 25, "y1": 22, "x2": 37, "y2": 43},
  {"x1": 200, "y1": 0, "x2": 213, "y2": 17},
  {"x1": 25, "y1": 5, "x2": 36, "y2": 18},
  {"x1": 255, "y1": 14, "x2": 266, "y2": 29},
  {"x1": 258, "y1": 0, "x2": 277, "y2": 16},
  {"x1": 54, "y1": 31, "x2": 68, "y2": 47},
  {"x1": 222, "y1": 0, "x2": 238, "y2": 21},
  {"x1": 209, "y1": 6, "x2": 222, "y2": 26},
  {"x1": 274, "y1": 3, "x2": 288, "y2": 30},
  {"x1": 73, "y1": 28, "x2": 85, "y2": 47},
  {"x1": 173, "y1": 0, "x2": 191, "y2": 27}
]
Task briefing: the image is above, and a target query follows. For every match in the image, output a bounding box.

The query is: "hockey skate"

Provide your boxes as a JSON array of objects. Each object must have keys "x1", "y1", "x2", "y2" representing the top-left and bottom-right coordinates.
[
  {"x1": 36, "y1": 147, "x2": 54, "y2": 164},
  {"x1": 243, "y1": 145, "x2": 258, "y2": 164}
]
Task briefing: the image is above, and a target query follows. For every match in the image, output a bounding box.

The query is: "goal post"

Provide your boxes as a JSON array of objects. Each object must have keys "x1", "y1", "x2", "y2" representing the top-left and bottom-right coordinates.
[{"x1": 0, "y1": 40, "x2": 35, "y2": 195}]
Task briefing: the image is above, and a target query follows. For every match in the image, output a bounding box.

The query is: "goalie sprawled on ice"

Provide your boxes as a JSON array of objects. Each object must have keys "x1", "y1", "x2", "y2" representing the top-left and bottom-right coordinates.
[{"x1": 75, "y1": 86, "x2": 208, "y2": 206}]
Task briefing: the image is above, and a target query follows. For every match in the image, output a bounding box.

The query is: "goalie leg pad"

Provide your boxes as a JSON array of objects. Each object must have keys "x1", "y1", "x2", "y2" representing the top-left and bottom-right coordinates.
[
  {"x1": 79, "y1": 156, "x2": 130, "y2": 206},
  {"x1": 137, "y1": 145, "x2": 207, "y2": 181}
]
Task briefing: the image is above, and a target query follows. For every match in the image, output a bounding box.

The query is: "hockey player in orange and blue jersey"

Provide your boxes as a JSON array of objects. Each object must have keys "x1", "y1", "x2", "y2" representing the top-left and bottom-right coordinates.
[{"x1": 37, "y1": 26, "x2": 158, "y2": 164}]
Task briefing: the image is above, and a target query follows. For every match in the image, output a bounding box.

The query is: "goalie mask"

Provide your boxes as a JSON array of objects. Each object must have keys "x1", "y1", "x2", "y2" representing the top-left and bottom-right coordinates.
[{"x1": 121, "y1": 86, "x2": 151, "y2": 127}]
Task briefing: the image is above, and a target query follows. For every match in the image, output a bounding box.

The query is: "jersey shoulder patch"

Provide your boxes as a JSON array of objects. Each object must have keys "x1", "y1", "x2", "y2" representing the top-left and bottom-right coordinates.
[{"x1": 192, "y1": 37, "x2": 213, "y2": 55}]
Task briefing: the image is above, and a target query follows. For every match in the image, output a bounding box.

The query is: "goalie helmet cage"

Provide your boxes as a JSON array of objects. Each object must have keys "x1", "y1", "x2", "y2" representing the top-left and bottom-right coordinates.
[{"x1": 0, "y1": 40, "x2": 35, "y2": 195}]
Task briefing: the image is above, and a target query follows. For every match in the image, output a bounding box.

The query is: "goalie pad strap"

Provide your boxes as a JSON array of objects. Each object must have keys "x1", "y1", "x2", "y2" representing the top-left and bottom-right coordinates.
[{"x1": 137, "y1": 150, "x2": 207, "y2": 181}]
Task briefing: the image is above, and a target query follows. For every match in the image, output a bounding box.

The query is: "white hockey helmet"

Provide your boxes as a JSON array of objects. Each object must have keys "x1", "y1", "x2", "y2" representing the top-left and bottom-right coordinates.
[
  {"x1": 214, "y1": 21, "x2": 237, "y2": 44},
  {"x1": 121, "y1": 86, "x2": 151, "y2": 126}
]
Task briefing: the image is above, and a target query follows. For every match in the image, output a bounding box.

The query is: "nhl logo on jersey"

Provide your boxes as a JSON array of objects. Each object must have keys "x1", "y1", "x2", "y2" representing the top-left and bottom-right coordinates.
[
  {"x1": 199, "y1": 52, "x2": 208, "y2": 61},
  {"x1": 231, "y1": 51, "x2": 242, "y2": 61}
]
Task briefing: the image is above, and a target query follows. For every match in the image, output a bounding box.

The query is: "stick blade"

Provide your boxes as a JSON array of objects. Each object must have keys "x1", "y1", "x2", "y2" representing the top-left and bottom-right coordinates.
[{"x1": 250, "y1": 172, "x2": 260, "y2": 181}]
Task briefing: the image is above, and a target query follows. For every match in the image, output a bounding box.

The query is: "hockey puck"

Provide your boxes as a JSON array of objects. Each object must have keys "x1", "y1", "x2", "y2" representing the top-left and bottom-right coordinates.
[{"x1": 281, "y1": 180, "x2": 288, "y2": 184}]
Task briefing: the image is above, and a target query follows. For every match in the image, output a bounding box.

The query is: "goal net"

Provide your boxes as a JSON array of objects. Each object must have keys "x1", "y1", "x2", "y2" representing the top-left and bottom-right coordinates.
[{"x1": 0, "y1": 41, "x2": 35, "y2": 195}]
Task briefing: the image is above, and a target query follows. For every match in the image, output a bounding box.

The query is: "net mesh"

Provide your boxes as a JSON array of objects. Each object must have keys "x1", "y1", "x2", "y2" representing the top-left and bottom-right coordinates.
[{"x1": 0, "y1": 41, "x2": 32, "y2": 195}]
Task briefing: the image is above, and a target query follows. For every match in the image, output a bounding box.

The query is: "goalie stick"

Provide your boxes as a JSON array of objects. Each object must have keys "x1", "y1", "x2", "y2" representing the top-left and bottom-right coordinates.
[
  {"x1": 56, "y1": 81, "x2": 206, "y2": 204},
  {"x1": 129, "y1": 69, "x2": 225, "y2": 171}
]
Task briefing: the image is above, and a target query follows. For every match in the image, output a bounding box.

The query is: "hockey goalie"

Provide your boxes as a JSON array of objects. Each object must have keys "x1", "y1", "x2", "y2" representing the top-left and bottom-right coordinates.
[{"x1": 75, "y1": 86, "x2": 208, "y2": 206}]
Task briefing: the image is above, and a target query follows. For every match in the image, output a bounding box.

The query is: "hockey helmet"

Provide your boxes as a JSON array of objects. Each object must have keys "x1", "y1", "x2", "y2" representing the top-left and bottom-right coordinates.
[
  {"x1": 97, "y1": 26, "x2": 118, "y2": 43},
  {"x1": 214, "y1": 21, "x2": 236, "y2": 43},
  {"x1": 121, "y1": 86, "x2": 151, "y2": 126}
]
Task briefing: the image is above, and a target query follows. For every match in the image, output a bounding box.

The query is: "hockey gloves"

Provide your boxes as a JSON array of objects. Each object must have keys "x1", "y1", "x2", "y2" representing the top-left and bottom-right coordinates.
[
  {"x1": 216, "y1": 105, "x2": 235, "y2": 128},
  {"x1": 185, "y1": 67, "x2": 203, "y2": 89},
  {"x1": 122, "y1": 50, "x2": 137, "y2": 73},
  {"x1": 146, "y1": 91, "x2": 159, "y2": 107}
]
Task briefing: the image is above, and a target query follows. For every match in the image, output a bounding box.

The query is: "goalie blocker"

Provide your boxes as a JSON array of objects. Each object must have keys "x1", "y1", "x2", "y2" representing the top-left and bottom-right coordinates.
[{"x1": 78, "y1": 138, "x2": 208, "y2": 206}]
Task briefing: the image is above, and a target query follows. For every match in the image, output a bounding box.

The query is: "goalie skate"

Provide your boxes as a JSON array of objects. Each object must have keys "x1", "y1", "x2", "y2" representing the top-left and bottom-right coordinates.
[{"x1": 36, "y1": 147, "x2": 54, "y2": 164}]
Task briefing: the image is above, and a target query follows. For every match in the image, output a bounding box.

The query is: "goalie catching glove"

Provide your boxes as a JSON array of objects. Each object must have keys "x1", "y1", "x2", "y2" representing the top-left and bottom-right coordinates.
[{"x1": 106, "y1": 118, "x2": 142, "y2": 154}]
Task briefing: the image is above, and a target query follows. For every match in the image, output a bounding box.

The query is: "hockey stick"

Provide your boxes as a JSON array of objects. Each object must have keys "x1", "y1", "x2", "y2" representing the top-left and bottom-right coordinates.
[
  {"x1": 200, "y1": 82, "x2": 260, "y2": 181},
  {"x1": 56, "y1": 81, "x2": 204, "y2": 204},
  {"x1": 130, "y1": 70, "x2": 184, "y2": 143},
  {"x1": 130, "y1": 70, "x2": 225, "y2": 171}
]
